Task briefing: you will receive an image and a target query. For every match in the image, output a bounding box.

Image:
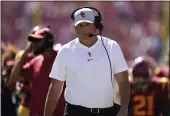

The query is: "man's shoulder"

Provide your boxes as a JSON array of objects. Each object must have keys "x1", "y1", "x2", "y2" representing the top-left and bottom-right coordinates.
[
  {"x1": 151, "y1": 76, "x2": 169, "y2": 91},
  {"x1": 58, "y1": 38, "x2": 77, "y2": 54},
  {"x1": 62, "y1": 39, "x2": 76, "y2": 48},
  {"x1": 100, "y1": 36, "x2": 119, "y2": 47},
  {"x1": 152, "y1": 76, "x2": 169, "y2": 85}
]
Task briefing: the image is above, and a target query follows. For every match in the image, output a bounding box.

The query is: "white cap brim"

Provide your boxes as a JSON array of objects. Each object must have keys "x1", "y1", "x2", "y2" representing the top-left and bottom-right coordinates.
[{"x1": 75, "y1": 20, "x2": 93, "y2": 27}]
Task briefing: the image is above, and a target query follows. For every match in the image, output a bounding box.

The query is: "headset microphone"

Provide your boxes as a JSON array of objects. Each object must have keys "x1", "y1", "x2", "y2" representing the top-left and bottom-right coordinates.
[
  {"x1": 84, "y1": 33, "x2": 99, "y2": 37},
  {"x1": 88, "y1": 34, "x2": 97, "y2": 37}
]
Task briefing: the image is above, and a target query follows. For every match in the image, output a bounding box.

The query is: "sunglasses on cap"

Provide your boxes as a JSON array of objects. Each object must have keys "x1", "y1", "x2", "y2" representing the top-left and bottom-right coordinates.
[{"x1": 27, "y1": 26, "x2": 50, "y2": 42}]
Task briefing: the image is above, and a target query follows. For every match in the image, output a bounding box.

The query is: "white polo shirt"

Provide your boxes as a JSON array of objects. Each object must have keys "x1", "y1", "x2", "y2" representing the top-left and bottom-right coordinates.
[{"x1": 49, "y1": 35, "x2": 128, "y2": 108}]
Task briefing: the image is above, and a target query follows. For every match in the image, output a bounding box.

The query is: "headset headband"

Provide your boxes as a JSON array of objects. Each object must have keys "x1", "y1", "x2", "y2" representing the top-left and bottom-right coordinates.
[
  {"x1": 71, "y1": 7, "x2": 102, "y2": 21},
  {"x1": 71, "y1": 7, "x2": 103, "y2": 32}
]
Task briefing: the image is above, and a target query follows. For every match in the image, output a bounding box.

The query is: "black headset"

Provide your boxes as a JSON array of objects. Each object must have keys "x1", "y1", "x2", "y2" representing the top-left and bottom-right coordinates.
[{"x1": 71, "y1": 7, "x2": 104, "y2": 33}]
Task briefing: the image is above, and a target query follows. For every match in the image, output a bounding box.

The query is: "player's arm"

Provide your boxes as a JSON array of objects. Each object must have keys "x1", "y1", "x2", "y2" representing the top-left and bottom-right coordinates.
[
  {"x1": 44, "y1": 79, "x2": 64, "y2": 116},
  {"x1": 115, "y1": 71, "x2": 130, "y2": 116},
  {"x1": 9, "y1": 43, "x2": 33, "y2": 83}
]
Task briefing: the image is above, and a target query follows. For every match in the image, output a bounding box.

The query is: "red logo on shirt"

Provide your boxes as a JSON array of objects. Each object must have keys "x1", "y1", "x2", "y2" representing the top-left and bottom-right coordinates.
[
  {"x1": 80, "y1": 11, "x2": 85, "y2": 18},
  {"x1": 88, "y1": 52, "x2": 92, "y2": 57}
]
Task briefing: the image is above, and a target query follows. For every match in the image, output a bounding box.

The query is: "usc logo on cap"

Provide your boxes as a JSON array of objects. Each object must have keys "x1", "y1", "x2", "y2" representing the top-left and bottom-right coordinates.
[{"x1": 80, "y1": 11, "x2": 85, "y2": 18}]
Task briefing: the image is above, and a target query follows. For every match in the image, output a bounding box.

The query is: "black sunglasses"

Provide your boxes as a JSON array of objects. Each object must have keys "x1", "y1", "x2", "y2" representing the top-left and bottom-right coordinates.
[{"x1": 27, "y1": 36, "x2": 43, "y2": 42}]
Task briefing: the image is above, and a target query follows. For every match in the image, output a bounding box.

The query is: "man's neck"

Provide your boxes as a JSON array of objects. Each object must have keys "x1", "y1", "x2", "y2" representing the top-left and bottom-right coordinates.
[{"x1": 79, "y1": 36, "x2": 98, "y2": 48}]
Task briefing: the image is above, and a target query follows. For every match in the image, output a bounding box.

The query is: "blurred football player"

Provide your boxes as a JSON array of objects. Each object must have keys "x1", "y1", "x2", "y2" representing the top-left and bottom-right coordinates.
[
  {"x1": 128, "y1": 56, "x2": 169, "y2": 116},
  {"x1": 154, "y1": 66, "x2": 169, "y2": 78},
  {"x1": 1, "y1": 43, "x2": 18, "y2": 116},
  {"x1": 9, "y1": 25, "x2": 66, "y2": 116}
]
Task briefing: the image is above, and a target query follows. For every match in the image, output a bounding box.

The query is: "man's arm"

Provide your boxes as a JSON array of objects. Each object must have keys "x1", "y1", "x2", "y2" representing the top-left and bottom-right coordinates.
[
  {"x1": 115, "y1": 70, "x2": 130, "y2": 116},
  {"x1": 44, "y1": 78, "x2": 64, "y2": 116},
  {"x1": 160, "y1": 79, "x2": 169, "y2": 116},
  {"x1": 9, "y1": 45, "x2": 32, "y2": 83}
]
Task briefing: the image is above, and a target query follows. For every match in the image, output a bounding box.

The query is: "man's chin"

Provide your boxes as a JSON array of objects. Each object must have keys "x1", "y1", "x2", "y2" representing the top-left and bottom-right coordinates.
[{"x1": 33, "y1": 47, "x2": 46, "y2": 56}]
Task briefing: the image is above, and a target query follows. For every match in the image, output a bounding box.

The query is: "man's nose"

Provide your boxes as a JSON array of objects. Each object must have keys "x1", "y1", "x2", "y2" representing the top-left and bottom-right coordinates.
[{"x1": 81, "y1": 26, "x2": 88, "y2": 32}]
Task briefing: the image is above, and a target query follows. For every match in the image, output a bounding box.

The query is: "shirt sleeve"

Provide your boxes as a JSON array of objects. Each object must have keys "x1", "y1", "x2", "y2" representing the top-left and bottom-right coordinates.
[
  {"x1": 20, "y1": 57, "x2": 34, "y2": 80},
  {"x1": 49, "y1": 48, "x2": 67, "y2": 81},
  {"x1": 111, "y1": 42, "x2": 129, "y2": 74}
]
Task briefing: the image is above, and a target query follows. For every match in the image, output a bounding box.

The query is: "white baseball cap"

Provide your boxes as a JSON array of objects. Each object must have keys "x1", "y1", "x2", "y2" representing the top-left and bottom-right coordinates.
[{"x1": 74, "y1": 8, "x2": 95, "y2": 27}]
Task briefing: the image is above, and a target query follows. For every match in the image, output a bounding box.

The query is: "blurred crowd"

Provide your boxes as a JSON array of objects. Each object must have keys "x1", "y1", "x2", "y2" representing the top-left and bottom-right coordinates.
[
  {"x1": 2, "y1": 2, "x2": 169, "y2": 61},
  {"x1": 1, "y1": 1, "x2": 169, "y2": 116}
]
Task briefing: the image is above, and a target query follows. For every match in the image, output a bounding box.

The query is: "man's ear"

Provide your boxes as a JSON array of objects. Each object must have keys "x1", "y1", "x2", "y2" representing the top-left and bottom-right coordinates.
[
  {"x1": 93, "y1": 23, "x2": 99, "y2": 34},
  {"x1": 74, "y1": 26, "x2": 78, "y2": 33}
]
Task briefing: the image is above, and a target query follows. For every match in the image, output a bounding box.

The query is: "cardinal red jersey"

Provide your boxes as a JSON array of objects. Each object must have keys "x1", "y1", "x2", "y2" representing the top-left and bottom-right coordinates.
[
  {"x1": 20, "y1": 50, "x2": 66, "y2": 116},
  {"x1": 128, "y1": 77, "x2": 169, "y2": 116}
]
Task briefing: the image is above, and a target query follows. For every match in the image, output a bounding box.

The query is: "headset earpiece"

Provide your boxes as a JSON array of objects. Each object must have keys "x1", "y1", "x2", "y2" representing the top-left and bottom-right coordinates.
[{"x1": 94, "y1": 15, "x2": 103, "y2": 32}]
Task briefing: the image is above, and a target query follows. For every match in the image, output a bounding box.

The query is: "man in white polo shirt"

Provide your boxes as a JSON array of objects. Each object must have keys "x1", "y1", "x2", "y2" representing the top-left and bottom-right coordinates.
[{"x1": 44, "y1": 7, "x2": 130, "y2": 116}]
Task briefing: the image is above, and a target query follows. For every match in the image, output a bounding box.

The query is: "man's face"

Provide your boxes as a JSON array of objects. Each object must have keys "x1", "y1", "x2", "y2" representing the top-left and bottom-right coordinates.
[
  {"x1": 133, "y1": 76, "x2": 150, "y2": 90},
  {"x1": 31, "y1": 39, "x2": 47, "y2": 55},
  {"x1": 75, "y1": 22, "x2": 96, "y2": 39}
]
